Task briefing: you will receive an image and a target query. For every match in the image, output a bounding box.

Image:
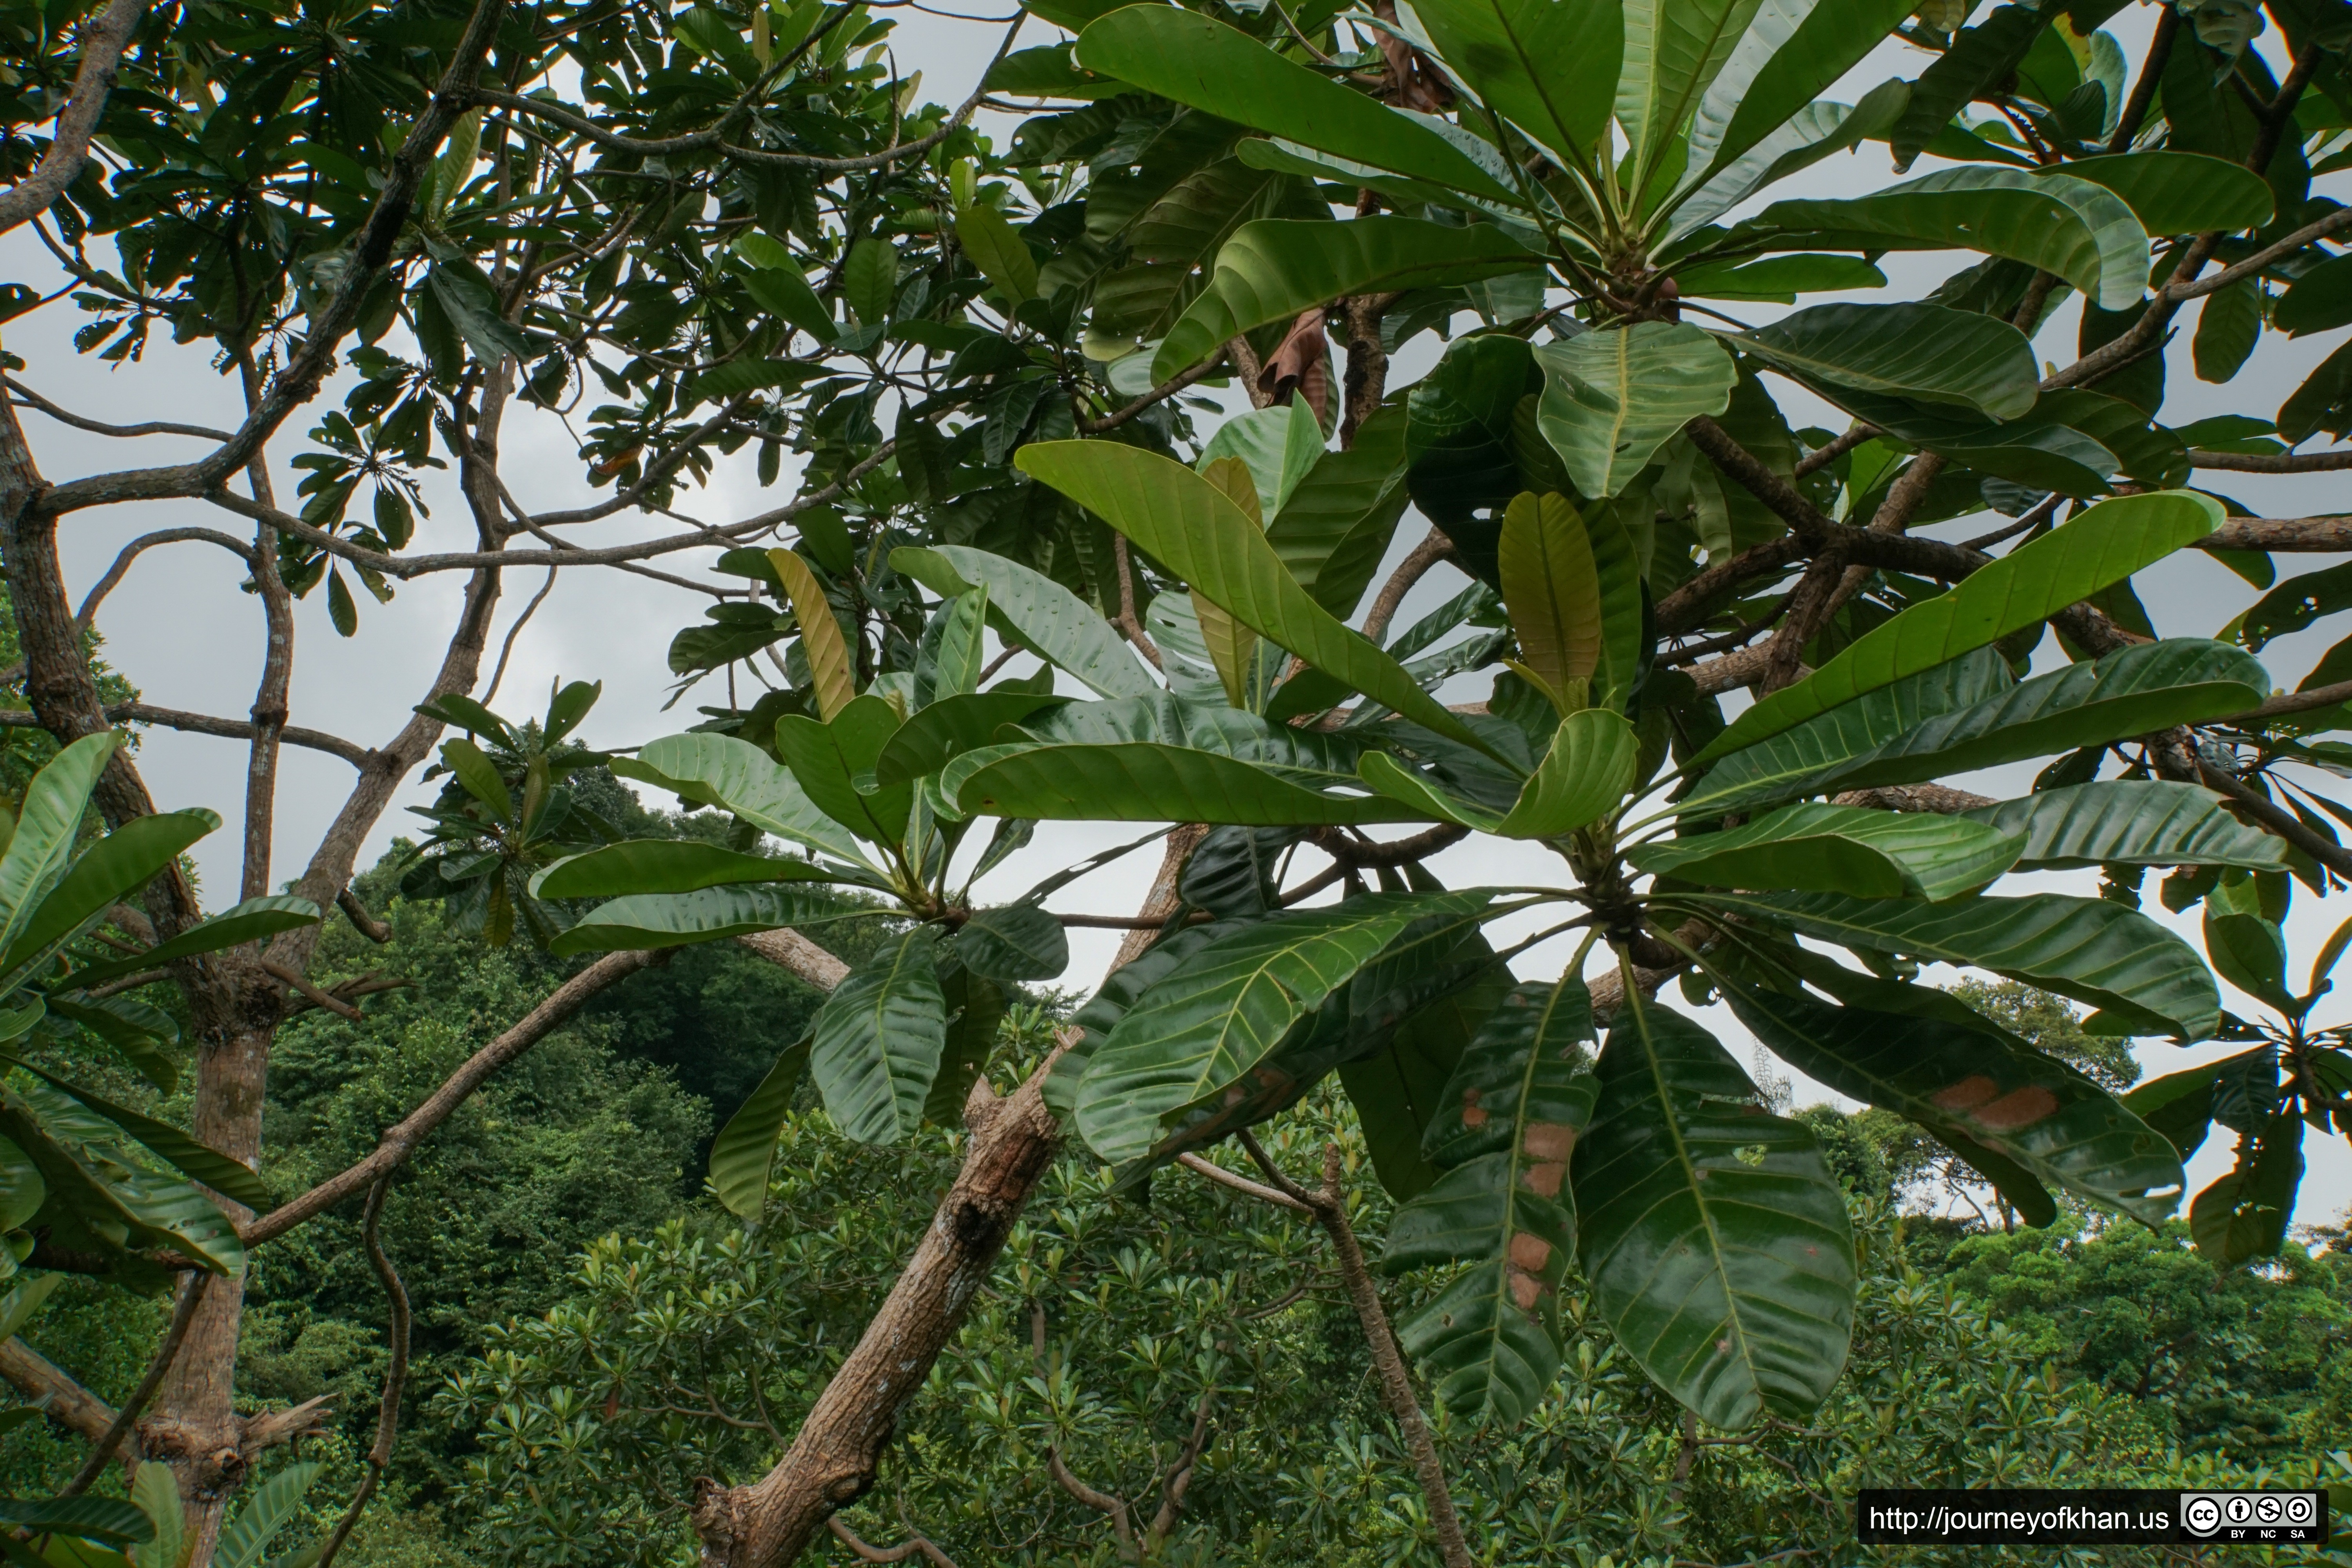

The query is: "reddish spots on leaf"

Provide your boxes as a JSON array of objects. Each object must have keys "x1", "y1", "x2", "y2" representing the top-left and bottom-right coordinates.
[
  {"x1": 1523, "y1": 1122, "x2": 1576, "y2": 1161},
  {"x1": 1931, "y1": 1074, "x2": 2001, "y2": 1112},
  {"x1": 1508, "y1": 1267, "x2": 1544, "y2": 1310},
  {"x1": 1508, "y1": 1231, "x2": 1553, "y2": 1273},
  {"x1": 1716, "y1": 1336, "x2": 1732, "y2": 1354},
  {"x1": 1971, "y1": 1085, "x2": 2059, "y2": 1130},
  {"x1": 1521, "y1": 1160, "x2": 1567, "y2": 1198}
]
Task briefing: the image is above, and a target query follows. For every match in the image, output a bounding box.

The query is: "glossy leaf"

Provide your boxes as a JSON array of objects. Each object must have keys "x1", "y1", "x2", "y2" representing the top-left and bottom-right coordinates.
[
  {"x1": 1361, "y1": 708, "x2": 1638, "y2": 837},
  {"x1": 1415, "y1": 0, "x2": 1621, "y2": 167},
  {"x1": 1265, "y1": 404, "x2": 1412, "y2": 618},
  {"x1": 1387, "y1": 980, "x2": 1598, "y2": 1426},
  {"x1": 61, "y1": 895, "x2": 323, "y2": 994},
  {"x1": 1755, "y1": 166, "x2": 2151, "y2": 312},
  {"x1": 955, "y1": 202, "x2": 1038, "y2": 303},
  {"x1": 212, "y1": 1461, "x2": 319, "y2": 1568},
  {"x1": 1074, "y1": 8, "x2": 1520, "y2": 202},
  {"x1": 958, "y1": 742, "x2": 1430, "y2": 825},
  {"x1": 2062, "y1": 151, "x2": 2275, "y2": 237},
  {"x1": 1735, "y1": 302, "x2": 2038, "y2": 421},
  {"x1": 529, "y1": 840, "x2": 846, "y2": 900},
  {"x1": 0, "y1": 733, "x2": 120, "y2": 957},
  {"x1": 708, "y1": 1038, "x2": 810, "y2": 1220},
  {"x1": 1886, "y1": 4, "x2": 2046, "y2": 171},
  {"x1": 2204, "y1": 904, "x2": 2294, "y2": 1013},
  {"x1": 915, "y1": 584, "x2": 990, "y2": 708},
  {"x1": 0, "y1": 1497, "x2": 150, "y2": 1544},
  {"x1": 2194, "y1": 277, "x2": 2263, "y2": 381},
  {"x1": 1074, "y1": 892, "x2": 1486, "y2": 1163},
  {"x1": 810, "y1": 927, "x2": 949, "y2": 1145},
  {"x1": 442, "y1": 736, "x2": 514, "y2": 819},
  {"x1": 0, "y1": 1053, "x2": 271, "y2": 1212},
  {"x1": 1725, "y1": 981, "x2": 2184, "y2": 1224},
  {"x1": 1202, "y1": 401, "x2": 1324, "y2": 523},
  {"x1": 1615, "y1": 0, "x2": 1768, "y2": 194},
  {"x1": 952, "y1": 902, "x2": 1071, "y2": 980},
  {"x1": 768, "y1": 548, "x2": 857, "y2": 719},
  {"x1": 2189, "y1": 1115, "x2": 2302, "y2": 1264},
  {"x1": 1016, "y1": 442, "x2": 1500, "y2": 757},
  {"x1": 1691, "y1": 889, "x2": 2222, "y2": 1038},
  {"x1": 1533, "y1": 323, "x2": 1737, "y2": 499},
  {"x1": 1699, "y1": 492, "x2": 2225, "y2": 762},
  {"x1": 892, "y1": 544, "x2": 1159, "y2": 699},
  {"x1": 0, "y1": 808, "x2": 217, "y2": 989},
  {"x1": 773, "y1": 696, "x2": 913, "y2": 846},
  {"x1": 873, "y1": 691, "x2": 1071, "y2": 785},
  {"x1": 1497, "y1": 491, "x2": 1601, "y2": 711},
  {"x1": 1686, "y1": 0, "x2": 1917, "y2": 184},
  {"x1": 1961, "y1": 781, "x2": 2292, "y2": 871},
  {"x1": 620, "y1": 733, "x2": 871, "y2": 864},
  {"x1": 1573, "y1": 995, "x2": 1855, "y2": 1429},
  {"x1": 1631, "y1": 802, "x2": 2023, "y2": 900},
  {"x1": 549, "y1": 885, "x2": 858, "y2": 955},
  {"x1": 1686, "y1": 640, "x2": 2268, "y2": 814},
  {"x1": 0, "y1": 1079, "x2": 244, "y2": 1275},
  {"x1": 1152, "y1": 217, "x2": 1538, "y2": 382}
]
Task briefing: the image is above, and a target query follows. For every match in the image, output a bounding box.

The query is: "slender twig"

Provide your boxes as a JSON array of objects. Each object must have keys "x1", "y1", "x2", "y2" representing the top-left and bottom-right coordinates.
[
  {"x1": 59, "y1": 1273, "x2": 209, "y2": 1495},
  {"x1": 481, "y1": 565, "x2": 558, "y2": 705},
  {"x1": 315, "y1": 1177, "x2": 411, "y2": 1567},
  {"x1": 261, "y1": 958, "x2": 367, "y2": 1021}
]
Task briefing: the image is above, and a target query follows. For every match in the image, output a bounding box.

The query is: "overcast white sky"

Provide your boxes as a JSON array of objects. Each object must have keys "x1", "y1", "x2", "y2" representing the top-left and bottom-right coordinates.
[{"x1": 4, "y1": 0, "x2": 2349, "y2": 1222}]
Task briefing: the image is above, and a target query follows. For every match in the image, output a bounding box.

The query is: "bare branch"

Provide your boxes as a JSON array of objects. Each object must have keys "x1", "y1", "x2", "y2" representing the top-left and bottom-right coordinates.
[
  {"x1": 74, "y1": 529, "x2": 257, "y2": 633},
  {"x1": 1358, "y1": 527, "x2": 1453, "y2": 647},
  {"x1": 735, "y1": 928, "x2": 851, "y2": 990},
  {"x1": 1178, "y1": 1151, "x2": 1312, "y2": 1213},
  {"x1": 0, "y1": 1337, "x2": 119, "y2": 1443},
  {"x1": 245, "y1": 948, "x2": 662, "y2": 1246},
  {"x1": 0, "y1": 703, "x2": 376, "y2": 768},
  {"x1": 6, "y1": 379, "x2": 232, "y2": 443},
  {"x1": 338, "y1": 887, "x2": 393, "y2": 944},
  {"x1": 2187, "y1": 448, "x2": 2352, "y2": 474},
  {"x1": 314, "y1": 1178, "x2": 411, "y2": 1567},
  {"x1": 2196, "y1": 516, "x2": 2352, "y2": 550}
]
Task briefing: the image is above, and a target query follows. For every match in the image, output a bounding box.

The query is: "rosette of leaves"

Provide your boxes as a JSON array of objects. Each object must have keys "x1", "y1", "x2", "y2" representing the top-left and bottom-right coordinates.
[
  {"x1": 395, "y1": 681, "x2": 624, "y2": 947},
  {"x1": 0, "y1": 734, "x2": 319, "y2": 1291},
  {"x1": 946, "y1": 428, "x2": 2303, "y2": 1436}
]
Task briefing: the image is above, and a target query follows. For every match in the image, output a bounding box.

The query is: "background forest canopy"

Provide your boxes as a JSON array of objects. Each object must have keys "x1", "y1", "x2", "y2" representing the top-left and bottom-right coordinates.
[{"x1": 11, "y1": 0, "x2": 2352, "y2": 1560}]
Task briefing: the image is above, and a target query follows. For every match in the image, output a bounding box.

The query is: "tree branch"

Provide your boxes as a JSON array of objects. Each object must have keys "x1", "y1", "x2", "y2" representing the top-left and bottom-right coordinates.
[
  {"x1": 0, "y1": 1337, "x2": 118, "y2": 1443},
  {"x1": 0, "y1": 704, "x2": 377, "y2": 768},
  {"x1": 0, "y1": 0, "x2": 148, "y2": 238},
  {"x1": 1358, "y1": 527, "x2": 1453, "y2": 647},
  {"x1": 60, "y1": 1273, "x2": 207, "y2": 1495},
  {"x1": 314, "y1": 1178, "x2": 410, "y2": 1568},
  {"x1": 243, "y1": 948, "x2": 661, "y2": 1246}
]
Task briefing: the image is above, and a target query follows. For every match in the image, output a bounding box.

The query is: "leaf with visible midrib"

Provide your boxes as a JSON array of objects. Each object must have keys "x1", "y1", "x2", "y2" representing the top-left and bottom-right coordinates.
[
  {"x1": 892, "y1": 544, "x2": 1159, "y2": 700},
  {"x1": 0, "y1": 808, "x2": 218, "y2": 990},
  {"x1": 811, "y1": 928, "x2": 950, "y2": 1145},
  {"x1": 769, "y1": 548, "x2": 857, "y2": 720},
  {"x1": 1724, "y1": 980, "x2": 2184, "y2": 1223},
  {"x1": 1962, "y1": 781, "x2": 2290, "y2": 871},
  {"x1": 1534, "y1": 323, "x2": 1737, "y2": 499},
  {"x1": 709, "y1": 1039, "x2": 811, "y2": 1220},
  {"x1": 1498, "y1": 492, "x2": 1601, "y2": 711},
  {"x1": 1572, "y1": 994, "x2": 1855, "y2": 1430},
  {"x1": 1386, "y1": 979, "x2": 1598, "y2": 1427},
  {"x1": 1074, "y1": 892, "x2": 1486, "y2": 1163},
  {"x1": 1686, "y1": 889, "x2": 2221, "y2": 1039},
  {"x1": 1015, "y1": 442, "x2": 1504, "y2": 761},
  {"x1": 1074, "y1": 8, "x2": 1520, "y2": 203},
  {"x1": 1697, "y1": 492, "x2": 2224, "y2": 762},
  {"x1": 1630, "y1": 802, "x2": 2023, "y2": 900},
  {"x1": 1736, "y1": 302, "x2": 2038, "y2": 421}
]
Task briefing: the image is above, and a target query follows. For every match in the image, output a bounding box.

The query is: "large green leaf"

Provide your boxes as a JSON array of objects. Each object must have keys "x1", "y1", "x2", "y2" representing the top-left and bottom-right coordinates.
[
  {"x1": 1572, "y1": 994, "x2": 1854, "y2": 1429},
  {"x1": 2273, "y1": 252, "x2": 2352, "y2": 336},
  {"x1": 1615, "y1": 0, "x2": 1767, "y2": 195},
  {"x1": 1385, "y1": 980, "x2": 1597, "y2": 1426},
  {"x1": 955, "y1": 744, "x2": 1429, "y2": 825},
  {"x1": 0, "y1": 1053, "x2": 270, "y2": 1212},
  {"x1": 809, "y1": 928, "x2": 949, "y2": 1145},
  {"x1": 0, "y1": 809, "x2": 217, "y2": 990},
  {"x1": 0, "y1": 1079, "x2": 243, "y2": 1274},
  {"x1": 45, "y1": 994, "x2": 179, "y2": 1092},
  {"x1": 1685, "y1": 0, "x2": 1917, "y2": 184},
  {"x1": 1413, "y1": 0, "x2": 1621, "y2": 167},
  {"x1": 619, "y1": 733, "x2": 871, "y2": 865},
  {"x1": 550, "y1": 885, "x2": 858, "y2": 955},
  {"x1": 956, "y1": 202, "x2": 1039, "y2": 304},
  {"x1": 1886, "y1": 5, "x2": 2047, "y2": 171},
  {"x1": 1735, "y1": 302, "x2": 2038, "y2": 421},
  {"x1": 213, "y1": 1460, "x2": 319, "y2": 1568},
  {"x1": 2189, "y1": 1114, "x2": 2302, "y2": 1264},
  {"x1": 1016, "y1": 442, "x2": 1501, "y2": 759},
  {"x1": 708, "y1": 1038, "x2": 810, "y2": 1220},
  {"x1": 1725, "y1": 981, "x2": 2183, "y2": 1223},
  {"x1": 773, "y1": 695, "x2": 913, "y2": 846},
  {"x1": 872, "y1": 691, "x2": 1072, "y2": 786},
  {"x1": 1074, "y1": 891, "x2": 1485, "y2": 1163},
  {"x1": 1962, "y1": 781, "x2": 2292, "y2": 871},
  {"x1": 1684, "y1": 640, "x2": 2269, "y2": 813},
  {"x1": 1631, "y1": 802, "x2": 2022, "y2": 899},
  {"x1": 0, "y1": 733, "x2": 120, "y2": 958},
  {"x1": 1075, "y1": 7, "x2": 1520, "y2": 203},
  {"x1": 1341, "y1": 942, "x2": 1513, "y2": 1200},
  {"x1": 530, "y1": 840, "x2": 848, "y2": 899},
  {"x1": 1689, "y1": 890, "x2": 2222, "y2": 1038},
  {"x1": 1360, "y1": 708, "x2": 1638, "y2": 837},
  {"x1": 1265, "y1": 404, "x2": 1411, "y2": 618},
  {"x1": 2062, "y1": 151, "x2": 2274, "y2": 238},
  {"x1": 1403, "y1": 334, "x2": 1542, "y2": 552},
  {"x1": 0, "y1": 1497, "x2": 150, "y2": 1545},
  {"x1": 1533, "y1": 323, "x2": 1737, "y2": 499},
  {"x1": 893, "y1": 544, "x2": 1159, "y2": 699},
  {"x1": 60, "y1": 895, "x2": 323, "y2": 994},
  {"x1": 1754, "y1": 166, "x2": 2151, "y2": 311},
  {"x1": 1202, "y1": 401, "x2": 1324, "y2": 523},
  {"x1": 1152, "y1": 218, "x2": 1538, "y2": 382},
  {"x1": 1497, "y1": 490, "x2": 1601, "y2": 711},
  {"x1": 1697, "y1": 492, "x2": 2225, "y2": 762},
  {"x1": 953, "y1": 902, "x2": 1070, "y2": 981}
]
